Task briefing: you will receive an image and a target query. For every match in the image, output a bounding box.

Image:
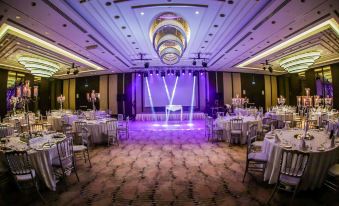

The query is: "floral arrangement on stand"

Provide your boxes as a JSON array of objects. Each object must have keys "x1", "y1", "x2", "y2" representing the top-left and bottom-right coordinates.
[
  {"x1": 57, "y1": 94, "x2": 65, "y2": 111},
  {"x1": 87, "y1": 90, "x2": 100, "y2": 111},
  {"x1": 10, "y1": 96, "x2": 19, "y2": 115}
]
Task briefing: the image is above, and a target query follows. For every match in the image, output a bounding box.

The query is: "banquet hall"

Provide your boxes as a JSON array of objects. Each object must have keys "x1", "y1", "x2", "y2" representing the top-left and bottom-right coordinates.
[{"x1": 0, "y1": 0, "x2": 338, "y2": 205}]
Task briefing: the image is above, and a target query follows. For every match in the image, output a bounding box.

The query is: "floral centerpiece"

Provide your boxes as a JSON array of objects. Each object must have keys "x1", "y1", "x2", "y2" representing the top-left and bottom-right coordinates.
[
  {"x1": 10, "y1": 96, "x2": 19, "y2": 115},
  {"x1": 57, "y1": 94, "x2": 65, "y2": 111}
]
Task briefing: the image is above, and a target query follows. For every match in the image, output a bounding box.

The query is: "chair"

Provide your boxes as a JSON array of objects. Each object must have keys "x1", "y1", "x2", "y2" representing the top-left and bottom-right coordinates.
[
  {"x1": 52, "y1": 137, "x2": 79, "y2": 182},
  {"x1": 5, "y1": 150, "x2": 45, "y2": 202},
  {"x1": 30, "y1": 123, "x2": 44, "y2": 133},
  {"x1": 262, "y1": 117, "x2": 272, "y2": 135},
  {"x1": 267, "y1": 150, "x2": 309, "y2": 204},
  {"x1": 243, "y1": 124, "x2": 267, "y2": 182},
  {"x1": 13, "y1": 119, "x2": 21, "y2": 133},
  {"x1": 323, "y1": 164, "x2": 339, "y2": 192},
  {"x1": 106, "y1": 120, "x2": 118, "y2": 146},
  {"x1": 230, "y1": 118, "x2": 243, "y2": 144},
  {"x1": 306, "y1": 119, "x2": 317, "y2": 129},
  {"x1": 74, "y1": 121, "x2": 91, "y2": 147},
  {"x1": 216, "y1": 112, "x2": 224, "y2": 118},
  {"x1": 62, "y1": 123, "x2": 73, "y2": 135},
  {"x1": 117, "y1": 116, "x2": 129, "y2": 140},
  {"x1": 208, "y1": 117, "x2": 224, "y2": 142},
  {"x1": 73, "y1": 128, "x2": 92, "y2": 167},
  {"x1": 0, "y1": 124, "x2": 9, "y2": 138}
]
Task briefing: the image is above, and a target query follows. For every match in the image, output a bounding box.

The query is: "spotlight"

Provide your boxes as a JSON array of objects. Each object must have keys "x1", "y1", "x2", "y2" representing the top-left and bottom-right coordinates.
[
  {"x1": 268, "y1": 66, "x2": 273, "y2": 73},
  {"x1": 171, "y1": 70, "x2": 174, "y2": 75},
  {"x1": 66, "y1": 69, "x2": 70, "y2": 75},
  {"x1": 167, "y1": 70, "x2": 170, "y2": 75},
  {"x1": 193, "y1": 71, "x2": 198, "y2": 77},
  {"x1": 175, "y1": 70, "x2": 180, "y2": 77},
  {"x1": 161, "y1": 71, "x2": 166, "y2": 77},
  {"x1": 150, "y1": 70, "x2": 153, "y2": 76},
  {"x1": 182, "y1": 69, "x2": 185, "y2": 75},
  {"x1": 188, "y1": 70, "x2": 192, "y2": 75},
  {"x1": 155, "y1": 70, "x2": 159, "y2": 75},
  {"x1": 144, "y1": 71, "x2": 148, "y2": 77},
  {"x1": 73, "y1": 69, "x2": 79, "y2": 75},
  {"x1": 200, "y1": 70, "x2": 204, "y2": 75},
  {"x1": 192, "y1": 59, "x2": 197, "y2": 66},
  {"x1": 144, "y1": 62, "x2": 150, "y2": 68},
  {"x1": 202, "y1": 61, "x2": 208, "y2": 68},
  {"x1": 137, "y1": 72, "x2": 141, "y2": 77}
]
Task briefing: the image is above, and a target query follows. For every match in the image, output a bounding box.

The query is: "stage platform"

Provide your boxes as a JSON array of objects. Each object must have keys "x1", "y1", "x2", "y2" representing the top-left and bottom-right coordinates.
[{"x1": 135, "y1": 112, "x2": 205, "y2": 121}]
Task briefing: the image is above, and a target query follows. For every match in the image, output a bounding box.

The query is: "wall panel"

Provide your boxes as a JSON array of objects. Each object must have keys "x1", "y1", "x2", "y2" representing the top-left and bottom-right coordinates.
[
  {"x1": 271, "y1": 76, "x2": 278, "y2": 106},
  {"x1": 108, "y1": 74, "x2": 118, "y2": 114},
  {"x1": 69, "y1": 79, "x2": 76, "y2": 110},
  {"x1": 223, "y1": 73, "x2": 232, "y2": 105},
  {"x1": 63, "y1": 80, "x2": 69, "y2": 109},
  {"x1": 232, "y1": 73, "x2": 241, "y2": 97},
  {"x1": 99, "y1": 75, "x2": 108, "y2": 111},
  {"x1": 264, "y1": 75, "x2": 272, "y2": 110}
]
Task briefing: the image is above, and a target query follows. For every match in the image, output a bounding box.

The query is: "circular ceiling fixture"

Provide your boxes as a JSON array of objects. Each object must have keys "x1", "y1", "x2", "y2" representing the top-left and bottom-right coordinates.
[
  {"x1": 279, "y1": 51, "x2": 321, "y2": 73},
  {"x1": 18, "y1": 56, "x2": 60, "y2": 77},
  {"x1": 150, "y1": 12, "x2": 190, "y2": 65}
]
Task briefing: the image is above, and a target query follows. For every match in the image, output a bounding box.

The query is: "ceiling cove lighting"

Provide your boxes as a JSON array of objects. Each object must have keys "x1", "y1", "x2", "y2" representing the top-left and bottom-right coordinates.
[
  {"x1": 279, "y1": 51, "x2": 321, "y2": 73},
  {"x1": 18, "y1": 56, "x2": 60, "y2": 77},
  {"x1": 150, "y1": 12, "x2": 190, "y2": 65},
  {"x1": 0, "y1": 23, "x2": 104, "y2": 75},
  {"x1": 236, "y1": 18, "x2": 339, "y2": 70}
]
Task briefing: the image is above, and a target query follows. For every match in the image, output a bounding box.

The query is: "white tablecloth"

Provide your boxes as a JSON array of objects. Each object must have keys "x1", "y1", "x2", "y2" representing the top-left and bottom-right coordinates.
[
  {"x1": 215, "y1": 116, "x2": 262, "y2": 144},
  {"x1": 265, "y1": 112, "x2": 294, "y2": 121},
  {"x1": 72, "y1": 119, "x2": 114, "y2": 144},
  {"x1": 0, "y1": 124, "x2": 14, "y2": 138},
  {"x1": 0, "y1": 133, "x2": 65, "y2": 191},
  {"x1": 48, "y1": 115, "x2": 78, "y2": 131},
  {"x1": 263, "y1": 129, "x2": 339, "y2": 190},
  {"x1": 234, "y1": 108, "x2": 258, "y2": 116}
]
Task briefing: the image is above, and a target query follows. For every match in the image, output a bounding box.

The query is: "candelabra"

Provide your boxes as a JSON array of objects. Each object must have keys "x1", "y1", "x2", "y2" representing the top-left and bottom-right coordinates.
[
  {"x1": 87, "y1": 90, "x2": 100, "y2": 111},
  {"x1": 57, "y1": 94, "x2": 65, "y2": 111},
  {"x1": 324, "y1": 95, "x2": 333, "y2": 110},
  {"x1": 16, "y1": 80, "x2": 38, "y2": 143}
]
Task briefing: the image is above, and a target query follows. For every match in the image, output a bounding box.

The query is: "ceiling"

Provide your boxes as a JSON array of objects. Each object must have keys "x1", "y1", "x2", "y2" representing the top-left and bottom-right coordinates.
[{"x1": 0, "y1": 0, "x2": 338, "y2": 79}]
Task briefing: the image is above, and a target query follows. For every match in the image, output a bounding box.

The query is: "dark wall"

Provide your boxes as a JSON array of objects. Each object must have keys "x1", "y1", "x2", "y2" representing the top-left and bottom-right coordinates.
[
  {"x1": 216, "y1": 72, "x2": 224, "y2": 106},
  {"x1": 117, "y1": 74, "x2": 124, "y2": 114},
  {"x1": 50, "y1": 79, "x2": 63, "y2": 110},
  {"x1": 0, "y1": 69, "x2": 8, "y2": 119},
  {"x1": 38, "y1": 78, "x2": 51, "y2": 115},
  {"x1": 331, "y1": 63, "x2": 339, "y2": 109},
  {"x1": 124, "y1": 73, "x2": 133, "y2": 117},
  {"x1": 75, "y1": 76, "x2": 99, "y2": 110},
  {"x1": 241, "y1": 73, "x2": 265, "y2": 108},
  {"x1": 305, "y1": 69, "x2": 316, "y2": 96},
  {"x1": 207, "y1": 71, "x2": 217, "y2": 107}
]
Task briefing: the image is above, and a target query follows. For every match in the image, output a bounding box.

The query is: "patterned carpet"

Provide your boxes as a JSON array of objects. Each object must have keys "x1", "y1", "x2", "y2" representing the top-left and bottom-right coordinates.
[{"x1": 1, "y1": 122, "x2": 338, "y2": 206}]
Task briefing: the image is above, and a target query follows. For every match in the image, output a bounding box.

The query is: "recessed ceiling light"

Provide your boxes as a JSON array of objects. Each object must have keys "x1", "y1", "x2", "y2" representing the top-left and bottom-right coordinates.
[
  {"x1": 220, "y1": 14, "x2": 225, "y2": 17},
  {"x1": 121, "y1": 26, "x2": 126, "y2": 29},
  {"x1": 208, "y1": 33, "x2": 213, "y2": 36},
  {"x1": 228, "y1": 0, "x2": 234, "y2": 4},
  {"x1": 132, "y1": 42, "x2": 136, "y2": 44},
  {"x1": 114, "y1": 15, "x2": 120, "y2": 19},
  {"x1": 204, "y1": 40, "x2": 208, "y2": 43},
  {"x1": 127, "y1": 34, "x2": 131, "y2": 37},
  {"x1": 195, "y1": 11, "x2": 199, "y2": 15},
  {"x1": 271, "y1": 21, "x2": 276, "y2": 24},
  {"x1": 213, "y1": 25, "x2": 218, "y2": 28},
  {"x1": 140, "y1": 12, "x2": 144, "y2": 16},
  {"x1": 16, "y1": 16, "x2": 21, "y2": 19},
  {"x1": 105, "y1": 2, "x2": 112, "y2": 6},
  {"x1": 62, "y1": 24, "x2": 67, "y2": 27}
]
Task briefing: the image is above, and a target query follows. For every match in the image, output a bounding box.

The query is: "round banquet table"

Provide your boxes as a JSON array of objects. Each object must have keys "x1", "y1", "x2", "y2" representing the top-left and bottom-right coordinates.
[
  {"x1": 262, "y1": 129, "x2": 339, "y2": 190},
  {"x1": 0, "y1": 133, "x2": 66, "y2": 191},
  {"x1": 215, "y1": 116, "x2": 262, "y2": 144},
  {"x1": 47, "y1": 114, "x2": 78, "y2": 131},
  {"x1": 234, "y1": 108, "x2": 258, "y2": 116},
  {"x1": 72, "y1": 118, "x2": 115, "y2": 145},
  {"x1": 265, "y1": 111, "x2": 294, "y2": 122},
  {"x1": 0, "y1": 124, "x2": 14, "y2": 138}
]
